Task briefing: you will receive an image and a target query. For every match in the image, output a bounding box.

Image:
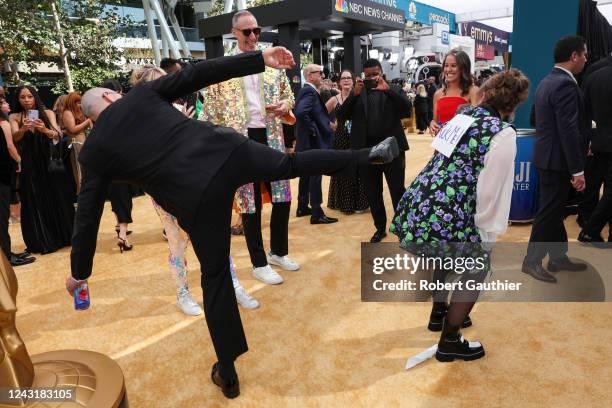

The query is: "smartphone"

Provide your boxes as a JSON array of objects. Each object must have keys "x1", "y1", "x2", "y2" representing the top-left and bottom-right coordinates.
[
  {"x1": 364, "y1": 79, "x2": 377, "y2": 91},
  {"x1": 28, "y1": 109, "x2": 39, "y2": 122}
]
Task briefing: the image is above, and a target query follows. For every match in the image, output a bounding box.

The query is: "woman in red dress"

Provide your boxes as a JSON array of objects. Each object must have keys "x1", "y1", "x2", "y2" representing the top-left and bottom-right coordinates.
[{"x1": 429, "y1": 50, "x2": 480, "y2": 134}]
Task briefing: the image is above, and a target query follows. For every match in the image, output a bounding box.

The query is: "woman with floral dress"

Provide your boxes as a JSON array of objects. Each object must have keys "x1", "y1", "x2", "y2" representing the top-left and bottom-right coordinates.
[{"x1": 392, "y1": 70, "x2": 530, "y2": 362}]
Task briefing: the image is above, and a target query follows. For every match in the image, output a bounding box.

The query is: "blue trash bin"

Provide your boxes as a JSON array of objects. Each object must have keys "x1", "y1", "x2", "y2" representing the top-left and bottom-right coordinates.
[{"x1": 509, "y1": 129, "x2": 539, "y2": 223}]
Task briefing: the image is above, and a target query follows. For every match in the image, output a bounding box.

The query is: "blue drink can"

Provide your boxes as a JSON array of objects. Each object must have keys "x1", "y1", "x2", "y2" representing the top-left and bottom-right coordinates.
[{"x1": 73, "y1": 282, "x2": 90, "y2": 310}]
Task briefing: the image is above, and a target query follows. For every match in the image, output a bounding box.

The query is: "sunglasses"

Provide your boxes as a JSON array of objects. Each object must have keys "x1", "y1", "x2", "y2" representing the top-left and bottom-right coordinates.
[
  {"x1": 235, "y1": 27, "x2": 261, "y2": 37},
  {"x1": 310, "y1": 70, "x2": 323, "y2": 75},
  {"x1": 340, "y1": 76, "x2": 353, "y2": 80}
]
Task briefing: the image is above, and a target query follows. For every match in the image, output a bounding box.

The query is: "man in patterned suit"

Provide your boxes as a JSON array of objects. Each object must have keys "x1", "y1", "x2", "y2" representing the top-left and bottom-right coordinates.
[{"x1": 201, "y1": 10, "x2": 299, "y2": 292}]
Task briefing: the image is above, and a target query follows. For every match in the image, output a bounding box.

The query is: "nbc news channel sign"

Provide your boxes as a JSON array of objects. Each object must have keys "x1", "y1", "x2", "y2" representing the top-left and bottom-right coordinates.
[
  {"x1": 333, "y1": 0, "x2": 406, "y2": 29},
  {"x1": 397, "y1": 0, "x2": 456, "y2": 32}
]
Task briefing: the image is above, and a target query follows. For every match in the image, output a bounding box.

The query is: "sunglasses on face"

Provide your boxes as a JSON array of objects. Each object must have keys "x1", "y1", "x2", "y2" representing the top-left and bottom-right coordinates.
[
  {"x1": 340, "y1": 76, "x2": 353, "y2": 80},
  {"x1": 235, "y1": 27, "x2": 261, "y2": 37},
  {"x1": 310, "y1": 70, "x2": 323, "y2": 75}
]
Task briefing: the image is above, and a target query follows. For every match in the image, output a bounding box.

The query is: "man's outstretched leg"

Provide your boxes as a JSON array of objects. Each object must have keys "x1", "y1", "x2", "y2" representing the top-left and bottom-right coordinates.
[
  {"x1": 228, "y1": 137, "x2": 399, "y2": 188},
  {"x1": 189, "y1": 186, "x2": 246, "y2": 399}
]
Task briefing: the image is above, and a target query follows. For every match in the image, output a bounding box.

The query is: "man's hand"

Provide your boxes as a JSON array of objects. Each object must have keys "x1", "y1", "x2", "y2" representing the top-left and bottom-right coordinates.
[
  {"x1": 66, "y1": 276, "x2": 87, "y2": 296},
  {"x1": 265, "y1": 101, "x2": 290, "y2": 117},
  {"x1": 572, "y1": 175, "x2": 585, "y2": 192},
  {"x1": 262, "y1": 47, "x2": 295, "y2": 70},
  {"x1": 354, "y1": 77, "x2": 365, "y2": 96},
  {"x1": 374, "y1": 77, "x2": 390, "y2": 92}
]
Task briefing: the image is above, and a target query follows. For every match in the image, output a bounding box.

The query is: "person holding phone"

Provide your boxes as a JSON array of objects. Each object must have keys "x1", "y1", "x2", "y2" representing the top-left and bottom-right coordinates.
[
  {"x1": 337, "y1": 59, "x2": 413, "y2": 243},
  {"x1": 9, "y1": 86, "x2": 74, "y2": 254}
]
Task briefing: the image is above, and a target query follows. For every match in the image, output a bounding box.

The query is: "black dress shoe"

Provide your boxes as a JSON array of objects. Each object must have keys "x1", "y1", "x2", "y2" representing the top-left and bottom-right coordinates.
[
  {"x1": 369, "y1": 137, "x2": 399, "y2": 164},
  {"x1": 10, "y1": 255, "x2": 35, "y2": 267},
  {"x1": 13, "y1": 251, "x2": 31, "y2": 259},
  {"x1": 211, "y1": 362, "x2": 240, "y2": 399},
  {"x1": 369, "y1": 230, "x2": 387, "y2": 243},
  {"x1": 435, "y1": 322, "x2": 484, "y2": 362},
  {"x1": 547, "y1": 257, "x2": 587, "y2": 272},
  {"x1": 296, "y1": 207, "x2": 312, "y2": 217},
  {"x1": 578, "y1": 231, "x2": 608, "y2": 248},
  {"x1": 521, "y1": 261, "x2": 557, "y2": 283},
  {"x1": 310, "y1": 215, "x2": 338, "y2": 224}
]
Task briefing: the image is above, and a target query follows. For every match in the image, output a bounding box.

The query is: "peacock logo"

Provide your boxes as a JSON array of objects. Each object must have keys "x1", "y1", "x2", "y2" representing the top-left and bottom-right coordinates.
[{"x1": 335, "y1": 0, "x2": 349, "y2": 13}]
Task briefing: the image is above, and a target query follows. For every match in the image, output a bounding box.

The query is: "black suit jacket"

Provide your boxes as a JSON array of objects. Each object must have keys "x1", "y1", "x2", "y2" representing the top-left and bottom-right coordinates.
[
  {"x1": 583, "y1": 64, "x2": 612, "y2": 153},
  {"x1": 71, "y1": 51, "x2": 266, "y2": 279},
  {"x1": 336, "y1": 85, "x2": 411, "y2": 150},
  {"x1": 533, "y1": 68, "x2": 589, "y2": 174},
  {"x1": 294, "y1": 84, "x2": 333, "y2": 151}
]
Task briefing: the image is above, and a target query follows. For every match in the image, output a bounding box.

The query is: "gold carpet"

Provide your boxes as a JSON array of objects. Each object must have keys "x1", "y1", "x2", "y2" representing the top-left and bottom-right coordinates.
[{"x1": 10, "y1": 134, "x2": 612, "y2": 407}]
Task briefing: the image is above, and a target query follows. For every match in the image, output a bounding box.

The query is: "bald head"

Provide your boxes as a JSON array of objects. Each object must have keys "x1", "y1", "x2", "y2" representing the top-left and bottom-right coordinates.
[
  {"x1": 82, "y1": 87, "x2": 122, "y2": 121},
  {"x1": 303, "y1": 64, "x2": 324, "y2": 89}
]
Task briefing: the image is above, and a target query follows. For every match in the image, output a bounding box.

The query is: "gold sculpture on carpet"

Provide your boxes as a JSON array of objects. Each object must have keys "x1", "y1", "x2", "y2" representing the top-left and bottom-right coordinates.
[{"x1": 0, "y1": 253, "x2": 128, "y2": 407}]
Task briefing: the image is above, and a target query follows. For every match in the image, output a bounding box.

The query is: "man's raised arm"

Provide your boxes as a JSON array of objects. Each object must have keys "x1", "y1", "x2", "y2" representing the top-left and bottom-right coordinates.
[{"x1": 150, "y1": 47, "x2": 295, "y2": 102}]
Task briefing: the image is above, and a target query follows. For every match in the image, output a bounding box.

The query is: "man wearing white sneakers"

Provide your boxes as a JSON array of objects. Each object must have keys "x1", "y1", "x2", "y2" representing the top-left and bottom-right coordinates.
[{"x1": 202, "y1": 10, "x2": 300, "y2": 288}]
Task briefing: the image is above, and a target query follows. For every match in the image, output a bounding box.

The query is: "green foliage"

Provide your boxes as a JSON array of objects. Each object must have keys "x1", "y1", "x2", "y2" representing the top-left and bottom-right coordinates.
[
  {"x1": 208, "y1": 0, "x2": 281, "y2": 17},
  {"x1": 0, "y1": 0, "x2": 132, "y2": 94}
]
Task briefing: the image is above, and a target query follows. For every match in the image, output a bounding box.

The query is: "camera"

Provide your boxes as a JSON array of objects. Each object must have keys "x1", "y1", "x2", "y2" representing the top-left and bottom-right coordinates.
[{"x1": 364, "y1": 78, "x2": 377, "y2": 91}]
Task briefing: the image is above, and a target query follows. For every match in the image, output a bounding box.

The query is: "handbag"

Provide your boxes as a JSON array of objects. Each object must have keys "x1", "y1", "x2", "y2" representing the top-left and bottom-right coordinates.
[{"x1": 47, "y1": 141, "x2": 66, "y2": 175}]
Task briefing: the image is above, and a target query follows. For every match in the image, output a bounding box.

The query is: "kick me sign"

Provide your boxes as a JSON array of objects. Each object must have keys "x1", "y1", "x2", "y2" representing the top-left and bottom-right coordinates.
[{"x1": 431, "y1": 114, "x2": 476, "y2": 157}]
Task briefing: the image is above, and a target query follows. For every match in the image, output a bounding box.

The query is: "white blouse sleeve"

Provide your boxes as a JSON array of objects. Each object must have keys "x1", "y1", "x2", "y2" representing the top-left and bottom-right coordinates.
[{"x1": 475, "y1": 126, "x2": 517, "y2": 242}]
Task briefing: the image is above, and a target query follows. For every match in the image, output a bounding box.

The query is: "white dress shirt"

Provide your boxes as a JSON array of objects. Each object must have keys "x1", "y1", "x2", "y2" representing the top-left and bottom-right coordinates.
[
  {"x1": 475, "y1": 126, "x2": 517, "y2": 242},
  {"x1": 237, "y1": 48, "x2": 266, "y2": 129}
]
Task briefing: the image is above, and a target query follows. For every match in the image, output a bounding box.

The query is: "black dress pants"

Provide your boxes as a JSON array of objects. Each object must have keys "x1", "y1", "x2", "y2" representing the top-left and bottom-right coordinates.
[
  {"x1": 525, "y1": 169, "x2": 571, "y2": 264},
  {"x1": 584, "y1": 152, "x2": 612, "y2": 237},
  {"x1": 109, "y1": 183, "x2": 133, "y2": 224},
  {"x1": 242, "y1": 128, "x2": 291, "y2": 267},
  {"x1": 0, "y1": 182, "x2": 11, "y2": 258},
  {"x1": 297, "y1": 173, "x2": 323, "y2": 217},
  {"x1": 360, "y1": 152, "x2": 406, "y2": 233},
  {"x1": 188, "y1": 139, "x2": 367, "y2": 362}
]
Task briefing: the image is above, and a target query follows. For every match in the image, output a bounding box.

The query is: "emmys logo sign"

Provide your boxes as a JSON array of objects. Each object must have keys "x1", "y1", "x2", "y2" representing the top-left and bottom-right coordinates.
[
  {"x1": 408, "y1": 1, "x2": 417, "y2": 20},
  {"x1": 336, "y1": 0, "x2": 349, "y2": 13}
]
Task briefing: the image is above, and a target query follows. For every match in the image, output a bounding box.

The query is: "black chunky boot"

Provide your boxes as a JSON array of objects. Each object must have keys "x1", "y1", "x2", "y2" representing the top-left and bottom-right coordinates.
[
  {"x1": 435, "y1": 321, "x2": 485, "y2": 362},
  {"x1": 428, "y1": 302, "x2": 472, "y2": 332}
]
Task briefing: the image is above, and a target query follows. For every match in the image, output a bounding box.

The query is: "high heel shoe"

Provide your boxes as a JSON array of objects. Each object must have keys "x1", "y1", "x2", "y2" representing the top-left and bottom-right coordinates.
[
  {"x1": 117, "y1": 237, "x2": 133, "y2": 253},
  {"x1": 115, "y1": 227, "x2": 132, "y2": 236}
]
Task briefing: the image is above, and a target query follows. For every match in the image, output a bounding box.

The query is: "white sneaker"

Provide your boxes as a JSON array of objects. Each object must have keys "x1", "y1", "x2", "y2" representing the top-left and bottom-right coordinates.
[
  {"x1": 235, "y1": 286, "x2": 260, "y2": 309},
  {"x1": 176, "y1": 293, "x2": 203, "y2": 316},
  {"x1": 267, "y1": 253, "x2": 300, "y2": 271},
  {"x1": 252, "y1": 265, "x2": 284, "y2": 285}
]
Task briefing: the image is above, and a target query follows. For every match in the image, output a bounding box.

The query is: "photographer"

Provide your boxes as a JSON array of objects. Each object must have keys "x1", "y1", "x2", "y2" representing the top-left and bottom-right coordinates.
[{"x1": 337, "y1": 59, "x2": 412, "y2": 243}]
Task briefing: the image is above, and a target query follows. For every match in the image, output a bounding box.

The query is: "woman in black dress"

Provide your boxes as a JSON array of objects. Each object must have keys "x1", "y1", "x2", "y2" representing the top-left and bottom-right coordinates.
[
  {"x1": 414, "y1": 84, "x2": 429, "y2": 134},
  {"x1": 326, "y1": 70, "x2": 369, "y2": 214},
  {"x1": 9, "y1": 86, "x2": 75, "y2": 254}
]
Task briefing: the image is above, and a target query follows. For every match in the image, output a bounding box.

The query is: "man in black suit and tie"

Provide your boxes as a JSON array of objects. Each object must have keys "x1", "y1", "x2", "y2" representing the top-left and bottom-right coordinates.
[
  {"x1": 578, "y1": 56, "x2": 612, "y2": 246},
  {"x1": 64, "y1": 47, "x2": 399, "y2": 398},
  {"x1": 523, "y1": 36, "x2": 590, "y2": 283},
  {"x1": 337, "y1": 59, "x2": 412, "y2": 243},
  {"x1": 295, "y1": 64, "x2": 338, "y2": 224}
]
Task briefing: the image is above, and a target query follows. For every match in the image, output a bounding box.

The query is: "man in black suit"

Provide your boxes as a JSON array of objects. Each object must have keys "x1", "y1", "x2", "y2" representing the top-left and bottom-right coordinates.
[
  {"x1": 523, "y1": 36, "x2": 590, "y2": 283},
  {"x1": 337, "y1": 59, "x2": 412, "y2": 243},
  {"x1": 64, "y1": 48, "x2": 399, "y2": 398},
  {"x1": 295, "y1": 64, "x2": 338, "y2": 224},
  {"x1": 425, "y1": 76, "x2": 437, "y2": 123},
  {"x1": 578, "y1": 57, "x2": 612, "y2": 246}
]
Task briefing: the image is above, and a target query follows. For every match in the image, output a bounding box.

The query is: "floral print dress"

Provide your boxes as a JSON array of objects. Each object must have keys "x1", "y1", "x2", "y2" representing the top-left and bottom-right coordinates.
[{"x1": 390, "y1": 106, "x2": 511, "y2": 248}]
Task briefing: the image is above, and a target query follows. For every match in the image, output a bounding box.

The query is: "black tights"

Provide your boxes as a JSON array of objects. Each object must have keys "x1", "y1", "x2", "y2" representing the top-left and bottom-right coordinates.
[{"x1": 432, "y1": 267, "x2": 487, "y2": 328}]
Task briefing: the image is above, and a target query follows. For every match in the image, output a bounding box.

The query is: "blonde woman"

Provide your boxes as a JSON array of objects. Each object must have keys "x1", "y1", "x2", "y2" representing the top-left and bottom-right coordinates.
[
  {"x1": 130, "y1": 65, "x2": 259, "y2": 315},
  {"x1": 414, "y1": 84, "x2": 429, "y2": 134}
]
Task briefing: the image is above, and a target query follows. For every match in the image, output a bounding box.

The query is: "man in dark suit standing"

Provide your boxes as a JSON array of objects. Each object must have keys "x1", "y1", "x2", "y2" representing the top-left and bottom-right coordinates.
[
  {"x1": 523, "y1": 36, "x2": 590, "y2": 283},
  {"x1": 64, "y1": 48, "x2": 400, "y2": 398},
  {"x1": 337, "y1": 59, "x2": 412, "y2": 242},
  {"x1": 295, "y1": 64, "x2": 338, "y2": 224},
  {"x1": 578, "y1": 57, "x2": 612, "y2": 246}
]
